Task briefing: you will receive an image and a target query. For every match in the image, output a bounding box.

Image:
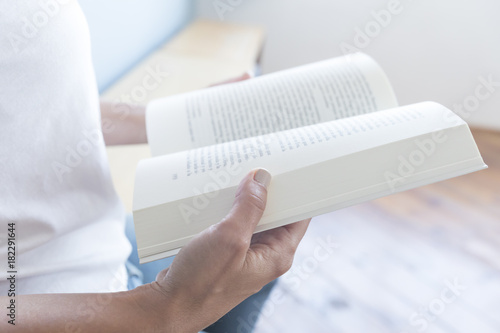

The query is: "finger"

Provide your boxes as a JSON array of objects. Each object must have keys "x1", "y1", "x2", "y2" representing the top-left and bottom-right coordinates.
[
  {"x1": 210, "y1": 72, "x2": 252, "y2": 87},
  {"x1": 218, "y1": 168, "x2": 271, "y2": 241},
  {"x1": 246, "y1": 219, "x2": 311, "y2": 280},
  {"x1": 279, "y1": 218, "x2": 311, "y2": 247},
  {"x1": 251, "y1": 218, "x2": 311, "y2": 252}
]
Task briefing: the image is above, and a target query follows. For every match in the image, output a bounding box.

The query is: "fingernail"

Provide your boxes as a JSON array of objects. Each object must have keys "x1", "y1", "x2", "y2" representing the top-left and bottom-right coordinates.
[{"x1": 254, "y1": 168, "x2": 271, "y2": 188}]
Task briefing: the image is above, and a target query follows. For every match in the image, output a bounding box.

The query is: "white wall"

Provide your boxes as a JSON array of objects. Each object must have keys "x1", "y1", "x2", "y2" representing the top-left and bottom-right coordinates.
[
  {"x1": 197, "y1": 0, "x2": 500, "y2": 130},
  {"x1": 80, "y1": 0, "x2": 193, "y2": 92}
]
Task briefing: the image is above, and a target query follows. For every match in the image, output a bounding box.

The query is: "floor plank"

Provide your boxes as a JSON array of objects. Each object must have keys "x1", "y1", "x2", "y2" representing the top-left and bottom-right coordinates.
[{"x1": 254, "y1": 128, "x2": 500, "y2": 333}]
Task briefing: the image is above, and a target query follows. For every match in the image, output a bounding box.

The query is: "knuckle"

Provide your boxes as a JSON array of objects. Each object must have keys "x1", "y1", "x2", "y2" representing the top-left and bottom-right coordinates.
[
  {"x1": 275, "y1": 256, "x2": 293, "y2": 277},
  {"x1": 248, "y1": 285, "x2": 263, "y2": 297},
  {"x1": 227, "y1": 236, "x2": 249, "y2": 253},
  {"x1": 214, "y1": 223, "x2": 249, "y2": 253},
  {"x1": 213, "y1": 222, "x2": 232, "y2": 238},
  {"x1": 284, "y1": 243, "x2": 297, "y2": 258}
]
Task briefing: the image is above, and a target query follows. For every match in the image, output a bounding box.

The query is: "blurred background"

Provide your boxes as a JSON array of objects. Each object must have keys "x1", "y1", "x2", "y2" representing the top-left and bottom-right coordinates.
[
  {"x1": 79, "y1": 1, "x2": 500, "y2": 332},
  {"x1": 81, "y1": 0, "x2": 500, "y2": 130}
]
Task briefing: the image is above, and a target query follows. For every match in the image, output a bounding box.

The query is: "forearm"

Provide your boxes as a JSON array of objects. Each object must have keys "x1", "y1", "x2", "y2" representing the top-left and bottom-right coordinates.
[
  {"x1": 0, "y1": 168, "x2": 309, "y2": 332},
  {"x1": 0, "y1": 284, "x2": 199, "y2": 333},
  {"x1": 100, "y1": 100, "x2": 147, "y2": 145}
]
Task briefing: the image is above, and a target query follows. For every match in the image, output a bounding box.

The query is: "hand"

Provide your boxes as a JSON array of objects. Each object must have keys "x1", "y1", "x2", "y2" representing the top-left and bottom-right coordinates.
[
  {"x1": 7, "y1": 170, "x2": 310, "y2": 333},
  {"x1": 148, "y1": 169, "x2": 310, "y2": 332},
  {"x1": 100, "y1": 72, "x2": 251, "y2": 146}
]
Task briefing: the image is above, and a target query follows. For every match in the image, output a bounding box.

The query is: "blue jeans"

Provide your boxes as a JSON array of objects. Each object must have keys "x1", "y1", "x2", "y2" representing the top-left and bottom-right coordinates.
[{"x1": 124, "y1": 214, "x2": 276, "y2": 333}]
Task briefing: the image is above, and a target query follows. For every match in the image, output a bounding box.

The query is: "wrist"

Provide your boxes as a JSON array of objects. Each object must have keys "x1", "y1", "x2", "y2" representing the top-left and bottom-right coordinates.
[{"x1": 127, "y1": 282, "x2": 201, "y2": 333}]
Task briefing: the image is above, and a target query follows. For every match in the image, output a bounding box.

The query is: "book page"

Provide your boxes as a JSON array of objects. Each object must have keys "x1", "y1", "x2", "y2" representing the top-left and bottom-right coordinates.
[
  {"x1": 134, "y1": 102, "x2": 486, "y2": 262},
  {"x1": 137, "y1": 103, "x2": 421, "y2": 210},
  {"x1": 146, "y1": 53, "x2": 398, "y2": 156}
]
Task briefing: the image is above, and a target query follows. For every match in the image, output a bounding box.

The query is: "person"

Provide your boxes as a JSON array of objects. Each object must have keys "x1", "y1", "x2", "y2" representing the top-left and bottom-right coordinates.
[{"x1": 0, "y1": 1, "x2": 310, "y2": 332}]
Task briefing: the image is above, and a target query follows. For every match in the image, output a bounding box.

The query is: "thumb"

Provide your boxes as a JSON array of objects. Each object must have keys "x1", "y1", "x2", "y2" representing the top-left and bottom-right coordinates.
[{"x1": 219, "y1": 168, "x2": 272, "y2": 240}]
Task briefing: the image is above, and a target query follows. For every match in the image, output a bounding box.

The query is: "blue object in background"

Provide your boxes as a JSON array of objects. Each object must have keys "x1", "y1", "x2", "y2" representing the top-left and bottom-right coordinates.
[{"x1": 79, "y1": 0, "x2": 194, "y2": 92}]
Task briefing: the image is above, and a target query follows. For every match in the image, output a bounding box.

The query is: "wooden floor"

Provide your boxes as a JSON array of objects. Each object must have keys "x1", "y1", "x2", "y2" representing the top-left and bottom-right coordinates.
[{"x1": 254, "y1": 128, "x2": 500, "y2": 333}]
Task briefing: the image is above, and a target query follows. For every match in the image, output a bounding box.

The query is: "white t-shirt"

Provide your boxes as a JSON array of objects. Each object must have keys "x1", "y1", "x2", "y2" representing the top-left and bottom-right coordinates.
[{"x1": 0, "y1": 0, "x2": 131, "y2": 294}]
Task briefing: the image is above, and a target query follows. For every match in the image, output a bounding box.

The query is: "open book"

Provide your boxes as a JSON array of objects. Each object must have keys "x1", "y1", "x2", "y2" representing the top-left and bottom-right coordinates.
[{"x1": 133, "y1": 53, "x2": 487, "y2": 264}]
